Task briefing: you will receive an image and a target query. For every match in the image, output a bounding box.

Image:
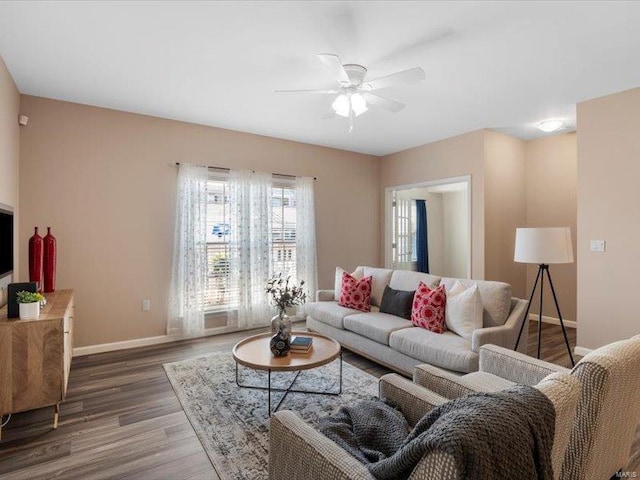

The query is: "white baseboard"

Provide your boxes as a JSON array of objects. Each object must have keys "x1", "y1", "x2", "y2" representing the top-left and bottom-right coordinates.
[
  {"x1": 73, "y1": 325, "x2": 239, "y2": 357},
  {"x1": 71, "y1": 321, "x2": 288, "y2": 358},
  {"x1": 73, "y1": 334, "x2": 186, "y2": 357},
  {"x1": 574, "y1": 346, "x2": 593, "y2": 357},
  {"x1": 528, "y1": 314, "x2": 577, "y2": 329}
]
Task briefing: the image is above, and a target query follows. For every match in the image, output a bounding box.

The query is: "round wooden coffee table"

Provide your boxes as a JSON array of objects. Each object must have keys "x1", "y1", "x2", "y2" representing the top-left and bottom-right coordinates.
[{"x1": 232, "y1": 331, "x2": 342, "y2": 416}]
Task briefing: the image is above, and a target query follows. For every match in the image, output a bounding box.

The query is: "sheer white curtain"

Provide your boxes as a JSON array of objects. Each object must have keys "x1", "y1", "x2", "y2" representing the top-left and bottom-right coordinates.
[
  {"x1": 167, "y1": 163, "x2": 209, "y2": 336},
  {"x1": 295, "y1": 176, "x2": 318, "y2": 301},
  {"x1": 228, "y1": 169, "x2": 273, "y2": 329}
]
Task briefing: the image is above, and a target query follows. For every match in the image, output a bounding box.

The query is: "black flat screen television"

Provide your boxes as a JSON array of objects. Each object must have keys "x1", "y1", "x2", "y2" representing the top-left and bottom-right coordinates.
[{"x1": 0, "y1": 206, "x2": 13, "y2": 279}]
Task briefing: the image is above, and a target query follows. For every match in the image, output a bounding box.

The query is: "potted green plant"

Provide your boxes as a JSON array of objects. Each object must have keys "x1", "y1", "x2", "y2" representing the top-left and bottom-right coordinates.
[{"x1": 16, "y1": 291, "x2": 45, "y2": 320}]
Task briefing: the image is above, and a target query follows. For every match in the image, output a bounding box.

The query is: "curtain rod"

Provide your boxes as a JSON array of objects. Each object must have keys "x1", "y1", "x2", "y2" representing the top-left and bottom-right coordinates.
[{"x1": 174, "y1": 162, "x2": 317, "y2": 181}]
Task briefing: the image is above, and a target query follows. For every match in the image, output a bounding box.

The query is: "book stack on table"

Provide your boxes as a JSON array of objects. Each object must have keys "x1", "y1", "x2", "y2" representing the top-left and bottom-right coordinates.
[{"x1": 290, "y1": 335, "x2": 313, "y2": 353}]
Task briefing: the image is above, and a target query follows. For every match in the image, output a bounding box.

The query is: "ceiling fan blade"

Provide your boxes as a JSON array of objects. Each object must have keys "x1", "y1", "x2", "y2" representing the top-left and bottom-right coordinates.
[
  {"x1": 274, "y1": 89, "x2": 340, "y2": 95},
  {"x1": 363, "y1": 67, "x2": 425, "y2": 91},
  {"x1": 362, "y1": 92, "x2": 405, "y2": 113},
  {"x1": 317, "y1": 54, "x2": 350, "y2": 84}
]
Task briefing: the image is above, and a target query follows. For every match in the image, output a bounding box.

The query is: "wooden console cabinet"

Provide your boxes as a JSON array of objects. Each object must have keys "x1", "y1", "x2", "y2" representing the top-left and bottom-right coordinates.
[{"x1": 0, "y1": 289, "x2": 74, "y2": 439}]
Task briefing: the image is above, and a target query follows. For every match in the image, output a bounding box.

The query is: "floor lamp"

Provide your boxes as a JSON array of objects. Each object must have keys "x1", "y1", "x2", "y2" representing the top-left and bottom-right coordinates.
[{"x1": 513, "y1": 227, "x2": 575, "y2": 366}]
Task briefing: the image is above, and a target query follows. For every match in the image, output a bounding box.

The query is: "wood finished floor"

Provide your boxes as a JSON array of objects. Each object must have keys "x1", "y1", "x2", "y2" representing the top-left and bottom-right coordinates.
[{"x1": 0, "y1": 321, "x2": 636, "y2": 479}]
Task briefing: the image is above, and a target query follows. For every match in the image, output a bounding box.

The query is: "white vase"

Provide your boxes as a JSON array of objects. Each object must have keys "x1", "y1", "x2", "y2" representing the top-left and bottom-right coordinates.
[{"x1": 19, "y1": 302, "x2": 40, "y2": 320}]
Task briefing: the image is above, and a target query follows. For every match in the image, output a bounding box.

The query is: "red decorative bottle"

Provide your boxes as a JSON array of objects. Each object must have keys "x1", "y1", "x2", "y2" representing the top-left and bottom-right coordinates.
[
  {"x1": 29, "y1": 227, "x2": 44, "y2": 291},
  {"x1": 43, "y1": 227, "x2": 57, "y2": 293}
]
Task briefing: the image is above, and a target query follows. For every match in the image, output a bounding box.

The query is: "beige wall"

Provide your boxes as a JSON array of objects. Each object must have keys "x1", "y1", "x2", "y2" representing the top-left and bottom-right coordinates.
[
  {"x1": 380, "y1": 129, "x2": 577, "y2": 310},
  {"x1": 443, "y1": 189, "x2": 469, "y2": 279},
  {"x1": 0, "y1": 56, "x2": 19, "y2": 208},
  {"x1": 15, "y1": 91, "x2": 582, "y2": 348},
  {"x1": 577, "y1": 87, "x2": 640, "y2": 349},
  {"x1": 0, "y1": 55, "x2": 20, "y2": 304},
  {"x1": 380, "y1": 130, "x2": 485, "y2": 278},
  {"x1": 380, "y1": 129, "x2": 530, "y2": 291},
  {"x1": 483, "y1": 130, "x2": 527, "y2": 298},
  {"x1": 525, "y1": 134, "x2": 577, "y2": 322},
  {"x1": 18, "y1": 95, "x2": 380, "y2": 347},
  {"x1": 425, "y1": 191, "x2": 444, "y2": 276}
]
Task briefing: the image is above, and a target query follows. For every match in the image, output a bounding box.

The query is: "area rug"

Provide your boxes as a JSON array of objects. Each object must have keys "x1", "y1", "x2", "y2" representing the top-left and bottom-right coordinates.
[{"x1": 163, "y1": 352, "x2": 379, "y2": 480}]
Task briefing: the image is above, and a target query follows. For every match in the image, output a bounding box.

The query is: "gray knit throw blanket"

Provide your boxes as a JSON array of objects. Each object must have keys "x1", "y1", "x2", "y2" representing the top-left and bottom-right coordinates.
[{"x1": 319, "y1": 385, "x2": 555, "y2": 480}]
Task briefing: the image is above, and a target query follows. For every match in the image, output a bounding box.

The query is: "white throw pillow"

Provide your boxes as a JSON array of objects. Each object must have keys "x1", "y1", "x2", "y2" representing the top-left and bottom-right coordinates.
[
  {"x1": 334, "y1": 266, "x2": 364, "y2": 301},
  {"x1": 445, "y1": 281, "x2": 483, "y2": 339},
  {"x1": 362, "y1": 266, "x2": 394, "y2": 307}
]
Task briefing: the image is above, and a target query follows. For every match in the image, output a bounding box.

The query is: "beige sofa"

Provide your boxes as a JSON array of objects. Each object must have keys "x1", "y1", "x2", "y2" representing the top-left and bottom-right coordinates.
[{"x1": 306, "y1": 266, "x2": 528, "y2": 375}]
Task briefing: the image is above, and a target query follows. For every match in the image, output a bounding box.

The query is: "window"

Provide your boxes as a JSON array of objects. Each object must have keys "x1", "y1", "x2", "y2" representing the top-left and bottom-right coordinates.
[
  {"x1": 271, "y1": 183, "x2": 297, "y2": 280},
  {"x1": 205, "y1": 176, "x2": 233, "y2": 310},
  {"x1": 204, "y1": 174, "x2": 298, "y2": 312}
]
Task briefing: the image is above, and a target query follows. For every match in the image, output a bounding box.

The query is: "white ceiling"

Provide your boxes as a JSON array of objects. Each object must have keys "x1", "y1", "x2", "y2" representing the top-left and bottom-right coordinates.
[{"x1": 1, "y1": 1, "x2": 640, "y2": 156}]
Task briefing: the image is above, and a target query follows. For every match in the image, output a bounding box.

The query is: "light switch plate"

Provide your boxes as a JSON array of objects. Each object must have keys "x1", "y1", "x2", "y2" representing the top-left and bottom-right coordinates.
[
  {"x1": 590, "y1": 240, "x2": 606, "y2": 252},
  {"x1": 142, "y1": 299, "x2": 151, "y2": 311}
]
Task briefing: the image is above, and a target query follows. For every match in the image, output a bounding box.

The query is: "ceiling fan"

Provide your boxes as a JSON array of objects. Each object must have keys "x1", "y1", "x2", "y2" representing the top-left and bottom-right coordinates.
[{"x1": 275, "y1": 54, "x2": 425, "y2": 132}]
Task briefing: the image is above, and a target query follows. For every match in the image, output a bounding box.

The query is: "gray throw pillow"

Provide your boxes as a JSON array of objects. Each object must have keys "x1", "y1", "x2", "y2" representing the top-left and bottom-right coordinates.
[{"x1": 379, "y1": 285, "x2": 414, "y2": 320}]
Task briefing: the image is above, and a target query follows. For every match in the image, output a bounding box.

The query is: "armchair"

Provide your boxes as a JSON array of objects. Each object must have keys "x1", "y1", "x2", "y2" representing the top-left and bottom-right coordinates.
[
  {"x1": 414, "y1": 336, "x2": 640, "y2": 480},
  {"x1": 269, "y1": 371, "x2": 579, "y2": 480}
]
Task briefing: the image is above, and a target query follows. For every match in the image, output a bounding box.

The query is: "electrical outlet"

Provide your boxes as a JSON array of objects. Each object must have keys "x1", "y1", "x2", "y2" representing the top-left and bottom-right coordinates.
[
  {"x1": 590, "y1": 240, "x2": 606, "y2": 253},
  {"x1": 142, "y1": 299, "x2": 150, "y2": 311}
]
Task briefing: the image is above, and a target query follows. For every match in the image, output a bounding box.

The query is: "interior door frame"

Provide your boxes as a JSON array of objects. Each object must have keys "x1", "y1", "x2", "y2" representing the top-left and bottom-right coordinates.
[{"x1": 384, "y1": 175, "x2": 472, "y2": 278}]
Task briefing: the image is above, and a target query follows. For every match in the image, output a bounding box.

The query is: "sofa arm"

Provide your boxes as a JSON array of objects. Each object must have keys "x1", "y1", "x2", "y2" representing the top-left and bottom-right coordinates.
[
  {"x1": 534, "y1": 372, "x2": 581, "y2": 477},
  {"x1": 471, "y1": 298, "x2": 528, "y2": 353},
  {"x1": 479, "y1": 344, "x2": 570, "y2": 385},
  {"x1": 316, "y1": 290, "x2": 335, "y2": 302},
  {"x1": 413, "y1": 364, "x2": 481, "y2": 400},
  {"x1": 378, "y1": 374, "x2": 448, "y2": 427},
  {"x1": 269, "y1": 410, "x2": 374, "y2": 480}
]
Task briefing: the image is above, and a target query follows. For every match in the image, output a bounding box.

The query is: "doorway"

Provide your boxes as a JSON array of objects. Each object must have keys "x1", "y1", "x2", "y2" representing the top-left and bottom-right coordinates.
[{"x1": 385, "y1": 176, "x2": 471, "y2": 278}]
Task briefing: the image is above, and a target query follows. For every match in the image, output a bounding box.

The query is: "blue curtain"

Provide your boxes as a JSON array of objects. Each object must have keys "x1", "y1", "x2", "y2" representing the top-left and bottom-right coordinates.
[{"x1": 416, "y1": 200, "x2": 429, "y2": 273}]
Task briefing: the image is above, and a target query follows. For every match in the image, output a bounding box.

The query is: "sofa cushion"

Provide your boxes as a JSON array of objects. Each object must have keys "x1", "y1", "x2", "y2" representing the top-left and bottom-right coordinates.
[
  {"x1": 334, "y1": 266, "x2": 364, "y2": 301},
  {"x1": 344, "y1": 312, "x2": 415, "y2": 345},
  {"x1": 361, "y1": 267, "x2": 393, "y2": 307},
  {"x1": 306, "y1": 301, "x2": 362, "y2": 330},
  {"x1": 440, "y1": 277, "x2": 512, "y2": 327},
  {"x1": 389, "y1": 327, "x2": 478, "y2": 373},
  {"x1": 338, "y1": 273, "x2": 372, "y2": 312},
  {"x1": 389, "y1": 270, "x2": 441, "y2": 291},
  {"x1": 445, "y1": 281, "x2": 483, "y2": 340},
  {"x1": 379, "y1": 285, "x2": 414, "y2": 320},
  {"x1": 411, "y1": 283, "x2": 446, "y2": 334}
]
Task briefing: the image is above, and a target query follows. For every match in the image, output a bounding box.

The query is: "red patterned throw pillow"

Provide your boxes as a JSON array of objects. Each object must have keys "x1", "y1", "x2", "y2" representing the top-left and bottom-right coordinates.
[
  {"x1": 338, "y1": 272, "x2": 372, "y2": 312},
  {"x1": 411, "y1": 282, "x2": 447, "y2": 333}
]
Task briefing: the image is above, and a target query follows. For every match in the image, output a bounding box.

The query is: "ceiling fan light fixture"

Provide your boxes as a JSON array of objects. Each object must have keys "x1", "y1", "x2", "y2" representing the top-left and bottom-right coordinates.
[
  {"x1": 332, "y1": 92, "x2": 368, "y2": 118},
  {"x1": 278, "y1": 53, "x2": 422, "y2": 130},
  {"x1": 537, "y1": 118, "x2": 565, "y2": 133},
  {"x1": 351, "y1": 93, "x2": 368, "y2": 116},
  {"x1": 332, "y1": 94, "x2": 351, "y2": 117}
]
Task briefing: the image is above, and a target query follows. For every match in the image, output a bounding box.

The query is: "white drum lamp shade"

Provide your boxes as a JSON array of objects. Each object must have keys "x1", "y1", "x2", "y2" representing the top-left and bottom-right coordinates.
[{"x1": 514, "y1": 227, "x2": 574, "y2": 264}]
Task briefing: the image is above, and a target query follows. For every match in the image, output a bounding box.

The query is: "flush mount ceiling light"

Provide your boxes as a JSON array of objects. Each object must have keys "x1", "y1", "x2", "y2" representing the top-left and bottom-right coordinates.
[{"x1": 537, "y1": 119, "x2": 565, "y2": 133}]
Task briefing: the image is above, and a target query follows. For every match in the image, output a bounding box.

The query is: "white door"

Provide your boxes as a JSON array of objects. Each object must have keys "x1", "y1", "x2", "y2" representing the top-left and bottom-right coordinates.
[{"x1": 392, "y1": 192, "x2": 414, "y2": 270}]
